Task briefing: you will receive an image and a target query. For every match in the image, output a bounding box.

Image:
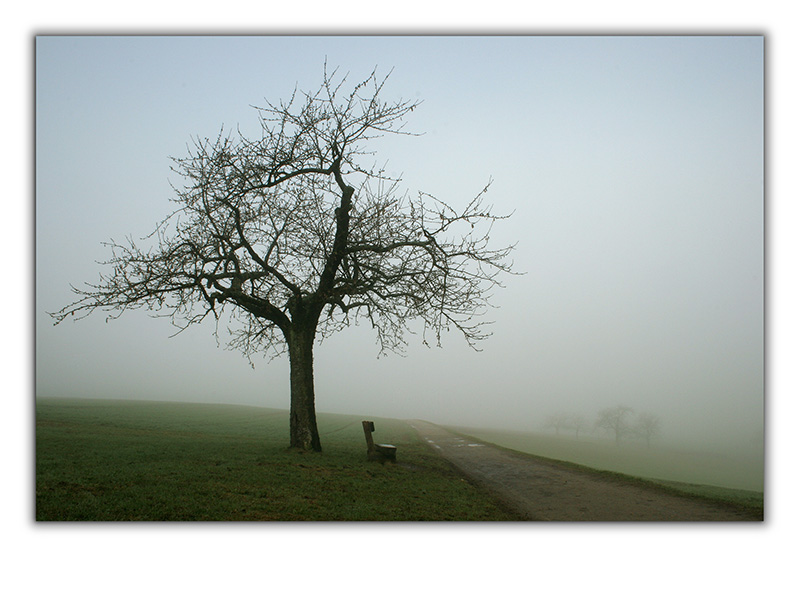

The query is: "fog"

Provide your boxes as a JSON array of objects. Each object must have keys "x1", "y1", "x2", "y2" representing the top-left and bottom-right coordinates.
[{"x1": 36, "y1": 36, "x2": 763, "y2": 460}]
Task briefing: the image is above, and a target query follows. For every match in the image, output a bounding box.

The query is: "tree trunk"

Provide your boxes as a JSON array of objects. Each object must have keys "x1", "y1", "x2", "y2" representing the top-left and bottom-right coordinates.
[{"x1": 287, "y1": 322, "x2": 322, "y2": 452}]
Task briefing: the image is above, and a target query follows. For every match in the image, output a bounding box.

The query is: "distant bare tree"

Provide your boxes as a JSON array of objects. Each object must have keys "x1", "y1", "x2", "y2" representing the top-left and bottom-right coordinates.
[
  {"x1": 544, "y1": 412, "x2": 571, "y2": 436},
  {"x1": 595, "y1": 405, "x2": 633, "y2": 446},
  {"x1": 633, "y1": 412, "x2": 661, "y2": 448},
  {"x1": 568, "y1": 413, "x2": 589, "y2": 439},
  {"x1": 50, "y1": 65, "x2": 516, "y2": 452}
]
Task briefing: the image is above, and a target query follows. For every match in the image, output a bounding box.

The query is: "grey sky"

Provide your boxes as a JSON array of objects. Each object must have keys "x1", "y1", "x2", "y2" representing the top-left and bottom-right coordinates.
[{"x1": 35, "y1": 36, "x2": 763, "y2": 449}]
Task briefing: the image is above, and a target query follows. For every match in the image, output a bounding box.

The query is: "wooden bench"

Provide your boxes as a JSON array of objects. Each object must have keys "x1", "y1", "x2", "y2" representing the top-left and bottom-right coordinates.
[{"x1": 362, "y1": 421, "x2": 397, "y2": 463}]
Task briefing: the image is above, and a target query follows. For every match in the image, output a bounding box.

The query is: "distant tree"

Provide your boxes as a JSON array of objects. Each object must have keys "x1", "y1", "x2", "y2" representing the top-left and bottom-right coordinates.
[
  {"x1": 544, "y1": 412, "x2": 571, "y2": 436},
  {"x1": 568, "y1": 413, "x2": 589, "y2": 439},
  {"x1": 50, "y1": 65, "x2": 516, "y2": 452},
  {"x1": 633, "y1": 412, "x2": 661, "y2": 448},
  {"x1": 595, "y1": 405, "x2": 634, "y2": 446}
]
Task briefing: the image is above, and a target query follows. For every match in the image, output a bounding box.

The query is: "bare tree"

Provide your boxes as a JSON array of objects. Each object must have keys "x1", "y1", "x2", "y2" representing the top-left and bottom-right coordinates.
[
  {"x1": 568, "y1": 413, "x2": 589, "y2": 439},
  {"x1": 544, "y1": 412, "x2": 571, "y2": 436},
  {"x1": 633, "y1": 412, "x2": 661, "y2": 448},
  {"x1": 50, "y1": 65, "x2": 516, "y2": 452},
  {"x1": 595, "y1": 405, "x2": 633, "y2": 446}
]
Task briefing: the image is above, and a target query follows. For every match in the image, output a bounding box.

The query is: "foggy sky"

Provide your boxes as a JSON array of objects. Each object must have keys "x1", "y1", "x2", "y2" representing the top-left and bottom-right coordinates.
[{"x1": 35, "y1": 36, "x2": 763, "y2": 448}]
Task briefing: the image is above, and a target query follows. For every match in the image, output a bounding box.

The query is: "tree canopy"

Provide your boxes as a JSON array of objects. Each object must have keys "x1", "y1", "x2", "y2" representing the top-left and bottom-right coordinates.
[{"x1": 52, "y1": 65, "x2": 516, "y2": 451}]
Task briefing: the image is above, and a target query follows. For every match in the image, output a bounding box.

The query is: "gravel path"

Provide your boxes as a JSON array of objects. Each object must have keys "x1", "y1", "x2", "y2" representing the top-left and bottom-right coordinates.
[{"x1": 408, "y1": 420, "x2": 759, "y2": 521}]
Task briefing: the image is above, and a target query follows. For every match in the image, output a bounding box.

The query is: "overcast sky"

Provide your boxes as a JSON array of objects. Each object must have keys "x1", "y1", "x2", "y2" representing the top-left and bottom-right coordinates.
[{"x1": 35, "y1": 35, "x2": 763, "y2": 448}]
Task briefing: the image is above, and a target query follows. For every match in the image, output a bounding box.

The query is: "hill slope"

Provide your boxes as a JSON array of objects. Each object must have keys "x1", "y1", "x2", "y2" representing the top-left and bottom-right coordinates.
[{"x1": 35, "y1": 398, "x2": 517, "y2": 521}]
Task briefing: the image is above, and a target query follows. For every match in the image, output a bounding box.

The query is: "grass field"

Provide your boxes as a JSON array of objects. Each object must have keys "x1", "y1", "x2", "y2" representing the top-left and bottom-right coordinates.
[
  {"x1": 35, "y1": 398, "x2": 518, "y2": 521},
  {"x1": 36, "y1": 397, "x2": 763, "y2": 520},
  {"x1": 448, "y1": 425, "x2": 764, "y2": 510}
]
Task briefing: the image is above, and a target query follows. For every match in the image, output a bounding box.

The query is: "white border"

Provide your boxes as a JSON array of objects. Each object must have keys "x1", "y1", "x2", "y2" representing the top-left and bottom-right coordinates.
[{"x1": 9, "y1": 3, "x2": 796, "y2": 599}]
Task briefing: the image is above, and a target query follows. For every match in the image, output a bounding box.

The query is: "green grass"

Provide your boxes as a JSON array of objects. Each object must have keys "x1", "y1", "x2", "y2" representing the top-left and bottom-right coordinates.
[
  {"x1": 447, "y1": 425, "x2": 763, "y2": 515},
  {"x1": 35, "y1": 398, "x2": 518, "y2": 521},
  {"x1": 648, "y1": 480, "x2": 764, "y2": 512}
]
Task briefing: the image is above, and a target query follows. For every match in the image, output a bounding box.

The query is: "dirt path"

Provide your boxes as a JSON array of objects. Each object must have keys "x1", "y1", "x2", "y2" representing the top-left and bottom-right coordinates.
[{"x1": 408, "y1": 420, "x2": 758, "y2": 521}]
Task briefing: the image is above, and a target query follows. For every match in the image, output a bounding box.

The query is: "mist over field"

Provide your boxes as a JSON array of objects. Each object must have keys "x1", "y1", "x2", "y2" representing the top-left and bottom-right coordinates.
[{"x1": 36, "y1": 36, "x2": 763, "y2": 486}]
